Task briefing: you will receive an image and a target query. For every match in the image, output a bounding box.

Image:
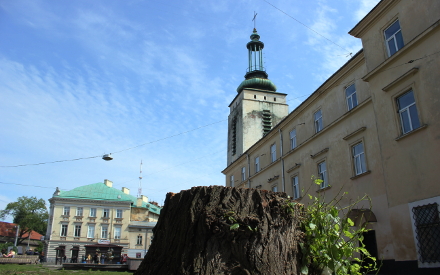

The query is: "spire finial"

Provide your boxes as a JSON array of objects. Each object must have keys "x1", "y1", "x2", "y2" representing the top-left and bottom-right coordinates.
[{"x1": 252, "y1": 11, "x2": 258, "y2": 29}]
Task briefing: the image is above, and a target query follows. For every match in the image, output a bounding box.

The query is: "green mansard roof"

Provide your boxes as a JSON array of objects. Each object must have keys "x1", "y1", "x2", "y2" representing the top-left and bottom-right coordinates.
[{"x1": 56, "y1": 182, "x2": 161, "y2": 215}]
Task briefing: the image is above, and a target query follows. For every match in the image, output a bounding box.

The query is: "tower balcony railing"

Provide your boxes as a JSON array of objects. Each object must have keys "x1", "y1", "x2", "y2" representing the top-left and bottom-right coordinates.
[{"x1": 246, "y1": 66, "x2": 266, "y2": 73}]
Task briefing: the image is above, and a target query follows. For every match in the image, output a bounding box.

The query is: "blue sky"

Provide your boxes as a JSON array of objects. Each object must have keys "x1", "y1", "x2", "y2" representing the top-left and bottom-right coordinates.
[{"x1": 0, "y1": 0, "x2": 379, "y2": 220}]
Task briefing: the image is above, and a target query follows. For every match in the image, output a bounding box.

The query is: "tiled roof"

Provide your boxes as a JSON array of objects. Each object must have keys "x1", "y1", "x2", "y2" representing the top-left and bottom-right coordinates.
[
  {"x1": 56, "y1": 182, "x2": 161, "y2": 215},
  {"x1": 0, "y1": 222, "x2": 43, "y2": 240}
]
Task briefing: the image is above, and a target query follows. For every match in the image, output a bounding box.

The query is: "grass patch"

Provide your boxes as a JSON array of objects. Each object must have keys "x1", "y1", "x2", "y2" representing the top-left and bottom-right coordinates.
[{"x1": 0, "y1": 264, "x2": 132, "y2": 275}]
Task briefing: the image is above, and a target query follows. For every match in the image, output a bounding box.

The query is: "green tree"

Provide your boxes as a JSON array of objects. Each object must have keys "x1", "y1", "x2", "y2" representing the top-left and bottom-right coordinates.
[
  {"x1": 284, "y1": 178, "x2": 379, "y2": 275},
  {"x1": 0, "y1": 196, "x2": 48, "y2": 245}
]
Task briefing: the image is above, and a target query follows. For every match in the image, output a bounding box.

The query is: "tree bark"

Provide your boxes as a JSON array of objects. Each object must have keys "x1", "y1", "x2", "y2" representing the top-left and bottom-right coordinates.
[{"x1": 135, "y1": 186, "x2": 302, "y2": 275}]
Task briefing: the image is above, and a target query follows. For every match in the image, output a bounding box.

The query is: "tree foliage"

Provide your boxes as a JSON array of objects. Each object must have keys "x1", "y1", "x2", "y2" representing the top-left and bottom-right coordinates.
[
  {"x1": 0, "y1": 196, "x2": 48, "y2": 245},
  {"x1": 289, "y1": 178, "x2": 378, "y2": 275}
]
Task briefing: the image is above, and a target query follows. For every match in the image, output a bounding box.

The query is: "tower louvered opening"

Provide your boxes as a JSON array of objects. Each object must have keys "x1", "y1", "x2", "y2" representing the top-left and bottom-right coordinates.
[{"x1": 262, "y1": 110, "x2": 272, "y2": 136}]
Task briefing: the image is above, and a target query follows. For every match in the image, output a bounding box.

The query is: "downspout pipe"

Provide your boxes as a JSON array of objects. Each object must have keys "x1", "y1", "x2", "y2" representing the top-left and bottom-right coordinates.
[
  {"x1": 279, "y1": 129, "x2": 286, "y2": 192},
  {"x1": 247, "y1": 153, "x2": 251, "y2": 188}
]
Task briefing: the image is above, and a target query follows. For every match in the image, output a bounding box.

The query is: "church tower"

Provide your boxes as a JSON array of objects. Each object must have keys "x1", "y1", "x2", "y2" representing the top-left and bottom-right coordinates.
[{"x1": 227, "y1": 29, "x2": 288, "y2": 165}]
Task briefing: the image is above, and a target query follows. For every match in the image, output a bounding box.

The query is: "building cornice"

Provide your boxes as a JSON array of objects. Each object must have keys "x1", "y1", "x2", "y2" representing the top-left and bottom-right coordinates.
[
  {"x1": 49, "y1": 197, "x2": 132, "y2": 206},
  {"x1": 349, "y1": 0, "x2": 399, "y2": 38}
]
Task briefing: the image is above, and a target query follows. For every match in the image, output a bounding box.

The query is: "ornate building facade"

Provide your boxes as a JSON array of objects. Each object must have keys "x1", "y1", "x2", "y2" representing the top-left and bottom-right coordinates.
[
  {"x1": 223, "y1": 0, "x2": 440, "y2": 273},
  {"x1": 44, "y1": 179, "x2": 161, "y2": 262}
]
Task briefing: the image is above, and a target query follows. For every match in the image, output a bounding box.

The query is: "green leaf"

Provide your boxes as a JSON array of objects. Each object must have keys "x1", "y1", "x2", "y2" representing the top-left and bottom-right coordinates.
[
  {"x1": 347, "y1": 218, "x2": 354, "y2": 226},
  {"x1": 230, "y1": 223, "x2": 239, "y2": 230},
  {"x1": 301, "y1": 265, "x2": 308, "y2": 274},
  {"x1": 309, "y1": 223, "x2": 316, "y2": 230}
]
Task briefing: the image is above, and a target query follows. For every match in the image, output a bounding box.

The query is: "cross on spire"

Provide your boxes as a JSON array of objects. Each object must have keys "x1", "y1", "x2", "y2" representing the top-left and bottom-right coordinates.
[{"x1": 252, "y1": 11, "x2": 258, "y2": 29}]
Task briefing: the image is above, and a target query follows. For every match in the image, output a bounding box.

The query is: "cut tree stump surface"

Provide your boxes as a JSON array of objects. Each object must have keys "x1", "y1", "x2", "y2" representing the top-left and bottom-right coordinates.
[{"x1": 135, "y1": 186, "x2": 302, "y2": 275}]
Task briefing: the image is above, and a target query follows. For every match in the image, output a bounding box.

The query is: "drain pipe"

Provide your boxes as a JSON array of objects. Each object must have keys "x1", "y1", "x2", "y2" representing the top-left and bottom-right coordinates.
[
  {"x1": 247, "y1": 153, "x2": 251, "y2": 188},
  {"x1": 279, "y1": 129, "x2": 286, "y2": 192}
]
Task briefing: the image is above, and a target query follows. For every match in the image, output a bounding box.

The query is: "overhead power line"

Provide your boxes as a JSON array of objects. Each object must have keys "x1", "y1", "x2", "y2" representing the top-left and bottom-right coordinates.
[
  {"x1": 0, "y1": 119, "x2": 227, "y2": 168},
  {"x1": 262, "y1": 0, "x2": 352, "y2": 56}
]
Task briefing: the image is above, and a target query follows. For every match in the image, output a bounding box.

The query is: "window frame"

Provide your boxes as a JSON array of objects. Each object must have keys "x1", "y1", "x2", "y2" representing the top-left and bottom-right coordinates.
[
  {"x1": 352, "y1": 142, "x2": 367, "y2": 176},
  {"x1": 116, "y1": 209, "x2": 123, "y2": 219},
  {"x1": 241, "y1": 167, "x2": 246, "y2": 182},
  {"x1": 63, "y1": 206, "x2": 70, "y2": 216},
  {"x1": 396, "y1": 90, "x2": 421, "y2": 134},
  {"x1": 137, "y1": 235, "x2": 143, "y2": 245},
  {"x1": 384, "y1": 19, "x2": 404, "y2": 57},
  {"x1": 318, "y1": 161, "x2": 328, "y2": 189},
  {"x1": 76, "y1": 207, "x2": 83, "y2": 217},
  {"x1": 345, "y1": 84, "x2": 358, "y2": 111},
  {"x1": 255, "y1": 156, "x2": 260, "y2": 173},
  {"x1": 271, "y1": 185, "x2": 278, "y2": 192},
  {"x1": 289, "y1": 129, "x2": 297, "y2": 150},
  {"x1": 103, "y1": 208, "x2": 110, "y2": 218},
  {"x1": 114, "y1": 226, "x2": 121, "y2": 239},
  {"x1": 101, "y1": 225, "x2": 108, "y2": 239},
  {"x1": 270, "y1": 144, "x2": 276, "y2": 162},
  {"x1": 314, "y1": 109, "x2": 323, "y2": 133},
  {"x1": 292, "y1": 176, "x2": 300, "y2": 199},
  {"x1": 90, "y1": 208, "x2": 96, "y2": 217},
  {"x1": 87, "y1": 225, "x2": 95, "y2": 238},
  {"x1": 230, "y1": 175, "x2": 234, "y2": 187},
  {"x1": 74, "y1": 225, "x2": 81, "y2": 237},
  {"x1": 60, "y1": 224, "x2": 68, "y2": 237}
]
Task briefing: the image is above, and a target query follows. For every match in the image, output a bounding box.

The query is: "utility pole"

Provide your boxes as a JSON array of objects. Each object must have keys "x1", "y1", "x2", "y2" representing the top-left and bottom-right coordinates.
[{"x1": 14, "y1": 225, "x2": 20, "y2": 247}]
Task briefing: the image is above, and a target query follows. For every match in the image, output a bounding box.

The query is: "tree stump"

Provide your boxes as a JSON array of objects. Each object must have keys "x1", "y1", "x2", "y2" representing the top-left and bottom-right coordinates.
[{"x1": 135, "y1": 186, "x2": 302, "y2": 275}]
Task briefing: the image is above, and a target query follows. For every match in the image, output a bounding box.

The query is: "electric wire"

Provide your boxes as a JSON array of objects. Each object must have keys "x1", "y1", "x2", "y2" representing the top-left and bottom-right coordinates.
[
  {"x1": 0, "y1": 119, "x2": 227, "y2": 168},
  {"x1": 262, "y1": 0, "x2": 353, "y2": 56}
]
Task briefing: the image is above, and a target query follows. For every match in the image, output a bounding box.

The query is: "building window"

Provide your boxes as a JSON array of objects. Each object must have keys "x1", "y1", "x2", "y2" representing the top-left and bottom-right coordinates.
[
  {"x1": 137, "y1": 235, "x2": 143, "y2": 245},
  {"x1": 318, "y1": 161, "x2": 328, "y2": 188},
  {"x1": 241, "y1": 167, "x2": 246, "y2": 181},
  {"x1": 63, "y1": 206, "x2": 70, "y2": 216},
  {"x1": 397, "y1": 90, "x2": 420, "y2": 134},
  {"x1": 87, "y1": 225, "x2": 95, "y2": 238},
  {"x1": 74, "y1": 225, "x2": 81, "y2": 237},
  {"x1": 290, "y1": 129, "x2": 297, "y2": 150},
  {"x1": 230, "y1": 175, "x2": 234, "y2": 187},
  {"x1": 114, "y1": 227, "x2": 121, "y2": 239},
  {"x1": 90, "y1": 208, "x2": 96, "y2": 217},
  {"x1": 314, "y1": 110, "x2": 323, "y2": 133},
  {"x1": 352, "y1": 142, "x2": 367, "y2": 175},
  {"x1": 103, "y1": 208, "x2": 109, "y2": 218},
  {"x1": 116, "y1": 209, "x2": 123, "y2": 219},
  {"x1": 255, "y1": 157, "x2": 260, "y2": 173},
  {"x1": 270, "y1": 144, "x2": 276, "y2": 162},
  {"x1": 101, "y1": 226, "x2": 108, "y2": 239},
  {"x1": 76, "y1": 207, "x2": 83, "y2": 217},
  {"x1": 385, "y1": 19, "x2": 404, "y2": 56},
  {"x1": 271, "y1": 185, "x2": 278, "y2": 192},
  {"x1": 292, "y1": 176, "x2": 300, "y2": 199},
  {"x1": 345, "y1": 84, "x2": 358, "y2": 111},
  {"x1": 60, "y1": 224, "x2": 68, "y2": 237},
  {"x1": 412, "y1": 203, "x2": 440, "y2": 263}
]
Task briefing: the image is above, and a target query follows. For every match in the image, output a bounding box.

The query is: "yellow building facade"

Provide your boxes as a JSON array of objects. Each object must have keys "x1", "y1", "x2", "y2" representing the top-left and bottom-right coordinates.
[
  {"x1": 223, "y1": 0, "x2": 440, "y2": 272},
  {"x1": 44, "y1": 179, "x2": 161, "y2": 262}
]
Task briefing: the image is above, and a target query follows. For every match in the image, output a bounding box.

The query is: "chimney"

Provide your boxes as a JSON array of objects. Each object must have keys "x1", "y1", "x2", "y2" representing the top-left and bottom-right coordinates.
[
  {"x1": 104, "y1": 179, "x2": 113, "y2": 187},
  {"x1": 141, "y1": 195, "x2": 149, "y2": 203},
  {"x1": 136, "y1": 197, "x2": 142, "y2": 207},
  {"x1": 122, "y1": 187, "x2": 130, "y2": 194}
]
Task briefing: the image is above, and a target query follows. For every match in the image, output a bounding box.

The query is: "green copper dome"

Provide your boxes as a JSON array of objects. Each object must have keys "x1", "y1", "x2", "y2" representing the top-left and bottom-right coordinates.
[{"x1": 237, "y1": 78, "x2": 277, "y2": 93}]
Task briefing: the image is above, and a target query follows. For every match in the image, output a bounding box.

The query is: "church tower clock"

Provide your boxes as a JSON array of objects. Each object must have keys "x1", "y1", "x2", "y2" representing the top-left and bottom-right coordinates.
[{"x1": 227, "y1": 29, "x2": 288, "y2": 165}]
